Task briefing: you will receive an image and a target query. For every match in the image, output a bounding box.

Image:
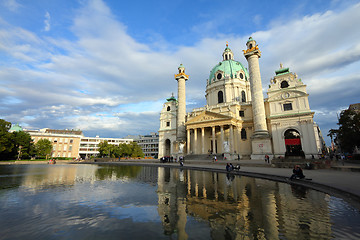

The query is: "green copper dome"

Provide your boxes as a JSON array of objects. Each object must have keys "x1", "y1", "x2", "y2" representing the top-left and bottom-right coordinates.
[
  {"x1": 247, "y1": 36, "x2": 255, "y2": 43},
  {"x1": 209, "y1": 59, "x2": 249, "y2": 84},
  {"x1": 10, "y1": 123, "x2": 23, "y2": 132}
]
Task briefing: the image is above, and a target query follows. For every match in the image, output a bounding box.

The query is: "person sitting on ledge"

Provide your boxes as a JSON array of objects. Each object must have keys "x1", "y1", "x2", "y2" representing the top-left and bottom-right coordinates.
[
  {"x1": 290, "y1": 165, "x2": 305, "y2": 180},
  {"x1": 226, "y1": 163, "x2": 232, "y2": 172}
]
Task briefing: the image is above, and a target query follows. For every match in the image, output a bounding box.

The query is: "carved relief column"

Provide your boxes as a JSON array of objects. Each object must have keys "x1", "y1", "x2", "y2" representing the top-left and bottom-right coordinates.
[
  {"x1": 194, "y1": 128, "x2": 198, "y2": 154},
  {"x1": 201, "y1": 127, "x2": 205, "y2": 154},
  {"x1": 212, "y1": 126, "x2": 216, "y2": 154},
  {"x1": 220, "y1": 125, "x2": 225, "y2": 153}
]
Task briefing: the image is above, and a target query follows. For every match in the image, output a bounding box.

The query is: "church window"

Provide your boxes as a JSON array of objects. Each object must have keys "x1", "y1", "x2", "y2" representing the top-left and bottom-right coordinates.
[
  {"x1": 225, "y1": 55, "x2": 228, "y2": 60},
  {"x1": 239, "y1": 111, "x2": 245, "y2": 117},
  {"x1": 249, "y1": 44, "x2": 253, "y2": 49},
  {"x1": 240, "y1": 73, "x2": 244, "y2": 79},
  {"x1": 241, "y1": 91, "x2": 246, "y2": 102},
  {"x1": 166, "y1": 121, "x2": 170, "y2": 127},
  {"x1": 218, "y1": 91, "x2": 224, "y2": 103},
  {"x1": 281, "y1": 81, "x2": 289, "y2": 88},
  {"x1": 167, "y1": 106, "x2": 170, "y2": 111},
  {"x1": 283, "y1": 103, "x2": 292, "y2": 111},
  {"x1": 217, "y1": 73, "x2": 222, "y2": 80},
  {"x1": 241, "y1": 129, "x2": 247, "y2": 139}
]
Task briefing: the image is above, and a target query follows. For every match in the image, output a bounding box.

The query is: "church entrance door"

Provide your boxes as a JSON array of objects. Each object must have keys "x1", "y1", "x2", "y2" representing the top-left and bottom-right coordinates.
[{"x1": 284, "y1": 129, "x2": 304, "y2": 157}]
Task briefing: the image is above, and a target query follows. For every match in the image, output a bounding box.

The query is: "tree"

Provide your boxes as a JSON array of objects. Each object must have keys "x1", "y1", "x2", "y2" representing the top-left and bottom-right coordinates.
[
  {"x1": 129, "y1": 142, "x2": 144, "y2": 158},
  {"x1": 98, "y1": 141, "x2": 111, "y2": 157},
  {"x1": 10, "y1": 131, "x2": 36, "y2": 160},
  {"x1": 327, "y1": 128, "x2": 338, "y2": 151},
  {"x1": 0, "y1": 119, "x2": 14, "y2": 160},
  {"x1": 35, "y1": 139, "x2": 53, "y2": 159},
  {"x1": 98, "y1": 141, "x2": 144, "y2": 158},
  {"x1": 119, "y1": 143, "x2": 131, "y2": 157},
  {"x1": 332, "y1": 109, "x2": 360, "y2": 153}
]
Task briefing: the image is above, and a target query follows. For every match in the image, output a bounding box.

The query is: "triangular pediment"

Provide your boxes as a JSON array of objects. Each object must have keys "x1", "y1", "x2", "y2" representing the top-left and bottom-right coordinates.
[
  {"x1": 186, "y1": 111, "x2": 232, "y2": 125},
  {"x1": 268, "y1": 90, "x2": 308, "y2": 102}
]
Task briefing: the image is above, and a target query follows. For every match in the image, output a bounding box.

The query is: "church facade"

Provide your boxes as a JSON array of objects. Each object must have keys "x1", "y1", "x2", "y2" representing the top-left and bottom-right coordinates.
[{"x1": 159, "y1": 38, "x2": 324, "y2": 160}]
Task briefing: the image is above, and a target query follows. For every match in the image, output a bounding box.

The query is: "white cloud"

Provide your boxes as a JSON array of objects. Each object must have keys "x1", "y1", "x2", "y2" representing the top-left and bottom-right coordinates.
[
  {"x1": 2, "y1": 0, "x2": 21, "y2": 12},
  {"x1": 44, "y1": 11, "x2": 51, "y2": 32},
  {"x1": 1, "y1": 0, "x2": 359, "y2": 143}
]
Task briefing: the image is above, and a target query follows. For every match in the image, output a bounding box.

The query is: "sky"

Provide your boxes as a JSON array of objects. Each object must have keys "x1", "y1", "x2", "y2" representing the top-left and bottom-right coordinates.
[{"x1": 1, "y1": 0, "x2": 360, "y2": 146}]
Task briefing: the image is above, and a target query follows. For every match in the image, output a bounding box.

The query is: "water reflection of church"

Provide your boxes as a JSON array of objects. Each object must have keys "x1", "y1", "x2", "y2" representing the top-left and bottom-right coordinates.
[
  {"x1": 157, "y1": 167, "x2": 332, "y2": 239},
  {"x1": 159, "y1": 38, "x2": 325, "y2": 160}
]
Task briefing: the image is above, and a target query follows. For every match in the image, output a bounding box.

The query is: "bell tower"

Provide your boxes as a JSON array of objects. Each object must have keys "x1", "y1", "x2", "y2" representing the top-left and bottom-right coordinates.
[{"x1": 243, "y1": 37, "x2": 272, "y2": 159}]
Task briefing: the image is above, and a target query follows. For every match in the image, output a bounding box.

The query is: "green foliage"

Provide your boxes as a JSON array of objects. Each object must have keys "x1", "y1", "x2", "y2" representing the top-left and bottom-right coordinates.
[
  {"x1": 330, "y1": 109, "x2": 360, "y2": 153},
  {"x1": 35, "y1": 139, "x2": 53, "y2": 159},
  {"x1": 129, "y1": 142, "x2": 144, "y2": 158},
  {"x1": 98, "y1": 141, "x2": 144, "y2": 158},
  {"x1": 10, "y1": 131, "x2": 36, "y2": 159},
  {"x1": 0, "y1": 119, "x2": 35, "y2": 160},
  {"x1": 0, "y1": 119, "x2": 14, "y2": 160}
]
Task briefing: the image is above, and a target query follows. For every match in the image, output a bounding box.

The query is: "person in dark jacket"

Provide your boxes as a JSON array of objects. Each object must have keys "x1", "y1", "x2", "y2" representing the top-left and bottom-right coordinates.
[{"x1": 290, "y1": 165, "x2": 305, "y2": 180}]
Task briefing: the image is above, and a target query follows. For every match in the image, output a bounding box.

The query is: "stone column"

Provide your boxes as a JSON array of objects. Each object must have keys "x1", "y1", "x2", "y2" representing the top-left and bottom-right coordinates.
[
  {"x1": 174, "y1": 64, "x2": 189, "y2": 151},
  {"x1": 194, "y1": 128, "x2": 198, "y2": 154},
  {"x1": 201, "y1": 127, "x2": 205, "y2": 154},
  {"x1": 220, "y1": 125, "x2": 225, "y2": 153},
  {"x1": 187, "y1": 129, "x2": 190, "y2": 154},
  {"x1": 243, "y1": 37, "x2": 272, "y2": 159},
  {"x1": 212, "y1": 126, "x2": 216, "y2": 154},
  {"x1": 234, "y1": 126, "x2": 239, "y2": 154},
  {"x1": 230, "y1": 125, "x2": 234, "y2": 153},
  {"x1": 244, "y1": 44, "x2": 268, "y2": 137},
  {"x1": 177, "y1": 77, "x2": 187, "y2": 141}
]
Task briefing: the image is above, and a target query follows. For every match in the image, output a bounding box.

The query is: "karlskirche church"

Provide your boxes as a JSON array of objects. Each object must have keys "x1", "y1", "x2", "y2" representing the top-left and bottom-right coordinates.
[{"x1": 158, "y1": 37, "x2": 324, "y2": 160}]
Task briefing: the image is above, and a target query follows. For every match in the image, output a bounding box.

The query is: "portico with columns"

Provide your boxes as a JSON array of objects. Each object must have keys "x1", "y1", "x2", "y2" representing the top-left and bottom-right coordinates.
[{"x1": 185, "y1": 111, "x2": 252, "y2": 158}]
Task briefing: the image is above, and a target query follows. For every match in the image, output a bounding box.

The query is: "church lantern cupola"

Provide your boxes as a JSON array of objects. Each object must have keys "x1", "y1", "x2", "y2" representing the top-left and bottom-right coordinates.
[
  {"x1": 178, "y1": 64, "x2": 185, "y2": 74},
  {"x1": 246, "y1": 37, "x2": 257, "y2": 51},
  {"x1": 222, "y1": 42, "x2": 234, "y2": 61}
]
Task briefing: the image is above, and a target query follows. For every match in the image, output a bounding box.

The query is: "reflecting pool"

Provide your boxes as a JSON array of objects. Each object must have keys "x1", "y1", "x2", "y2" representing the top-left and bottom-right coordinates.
[{"x1": 0, "y1": 164, "x2": 360, "y2": 239}]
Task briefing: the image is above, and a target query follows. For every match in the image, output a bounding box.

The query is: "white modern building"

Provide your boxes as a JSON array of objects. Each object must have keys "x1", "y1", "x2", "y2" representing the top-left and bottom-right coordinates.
[
  {"x1": 134, "y1": 133, "x2": 159, "y2": 158},
  {"x1": 79, "y1": 136, "x2": 133, "y2": 159}
]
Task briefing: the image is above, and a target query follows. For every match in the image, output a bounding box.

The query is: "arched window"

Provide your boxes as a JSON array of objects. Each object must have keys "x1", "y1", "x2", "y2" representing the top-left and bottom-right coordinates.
[
  {"x1": 281, "y1": 81, "x2": 289, "y2": 88},
  {"x1": 218, "y1": 91, "x2": 224, "y2": 103},
  {"x1": 239, "y1": 72, "x2": 244, "y2": 79},
  {"x1": 249, "y1": 44, "x2": 253, "y2": 49},
  {"x1": 241, "y1": 129, "x2": 247, "y2": 139},
  {"x1": 167, "y1": 106, "x2": 170, "y2": 111},
  {"x1": 225, "y1": 55, "x2": 228, "y2": 60},
  {"x1": 241, "y1": 91, "x2": 246, "y2": 102}
]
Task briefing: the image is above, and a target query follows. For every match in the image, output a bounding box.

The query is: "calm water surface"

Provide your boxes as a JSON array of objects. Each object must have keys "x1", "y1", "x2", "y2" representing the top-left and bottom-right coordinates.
[{"x1": 0, "y1": 164, "x2": 359, "y2": 240}]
